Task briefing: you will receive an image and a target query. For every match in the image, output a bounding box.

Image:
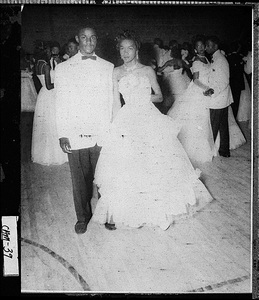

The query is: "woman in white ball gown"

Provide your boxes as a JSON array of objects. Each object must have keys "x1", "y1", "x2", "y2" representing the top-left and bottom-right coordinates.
[
  {"x1": 167, "y1": 37, "x2": 217, "y2": 168},
  {"x1": 31, "y1": 49, "x2": 68, "y2": 166},
  {"x1": 92, "y1": 31, "x2": 213, "y2": 231},
  {"x1": 158, "y1": 47, "x2": 191, "y2": 112}
]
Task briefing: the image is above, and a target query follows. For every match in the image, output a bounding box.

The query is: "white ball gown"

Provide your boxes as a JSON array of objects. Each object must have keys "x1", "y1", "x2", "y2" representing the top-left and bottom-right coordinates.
[
  {"x1": 167, "y1": 60, "x2": 217, "y2": 168},
  {"x1": 31, "y1": 67, "x2": 68, "y2": 166},
  {"x1": 215, "y1": 105, "x2": 246, "y2": 151},
  {"x1": 237, "y1": 73, "x2": 251, "y2": 125},
  {"x1": 21, "y1": 69, "x2": 37, "y2": 112},
  {"x1": 92, "y1": 73, "x2": 213, "y2": 230},
  {"x1": 162, "y1": 66, "x2": 190, "y2": 108}
]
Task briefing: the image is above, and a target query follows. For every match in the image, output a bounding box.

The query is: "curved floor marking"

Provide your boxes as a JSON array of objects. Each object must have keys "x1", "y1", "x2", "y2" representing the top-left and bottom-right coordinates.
[
  {"x1": 187, "y1": 275, "x2": 250, "y2": 292},
  {"x1": 21, "y1": 237, "x2": 91, "y2": 291}
]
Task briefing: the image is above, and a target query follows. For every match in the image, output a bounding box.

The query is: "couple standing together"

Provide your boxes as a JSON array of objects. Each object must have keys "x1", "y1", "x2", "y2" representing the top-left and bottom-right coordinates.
[
  {"x1": 55, "y1": 27, "x2": 213, "y2": 234},
  {"x1": 167, "y1": 36, "x2": 234, "y2": 169}
]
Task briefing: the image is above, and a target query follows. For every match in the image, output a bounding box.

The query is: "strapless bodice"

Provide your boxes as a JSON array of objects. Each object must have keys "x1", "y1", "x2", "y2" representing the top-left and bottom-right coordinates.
[
  {"x1": 118, "y1": 74, "x2": 151, "y2": 107},
  {"x1": 191, "y1": 60, "x2": 211, "y2": 86}
]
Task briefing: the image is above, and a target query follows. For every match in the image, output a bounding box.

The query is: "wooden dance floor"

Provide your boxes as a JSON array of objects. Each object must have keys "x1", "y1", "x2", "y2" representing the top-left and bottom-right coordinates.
[{"x1": 20, "y1": 113, "x2": 252, "y2": 294}]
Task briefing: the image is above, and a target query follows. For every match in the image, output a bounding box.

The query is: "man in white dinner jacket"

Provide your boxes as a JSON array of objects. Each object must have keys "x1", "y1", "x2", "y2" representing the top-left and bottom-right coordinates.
[
  {"x1": 55, "y1": 27, "x2": 114, "y2": 234},
  {"x1": 205, "y1": 35, "x2": 233, "y2": 158}
]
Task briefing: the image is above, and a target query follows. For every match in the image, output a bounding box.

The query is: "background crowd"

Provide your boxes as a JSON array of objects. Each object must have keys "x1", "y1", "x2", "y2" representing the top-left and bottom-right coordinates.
[{"x1": 20, "y1": 33, "x2": 252, "y2": 116}]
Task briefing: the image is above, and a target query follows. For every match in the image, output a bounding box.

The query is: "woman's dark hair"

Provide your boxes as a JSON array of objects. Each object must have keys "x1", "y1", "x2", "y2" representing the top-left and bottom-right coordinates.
[
  {"x1": 169, "y1": 39, "x2": 178, "y2": 49},
  {"x1": 193, "y1": 36, "x2": 205, "y2": 49},
  {"x1": 67, "y1": 37, "x2": 78, "y2": 46},
  {"x1": 51, "y1": 41, "x2": 61, "y2": 50},
  {"x1": 153, "y1": 38, "x2": 163, "y2": 47},
  {"x1": 206, "y1": 35, "x2": 220, "y2": 46},
  {"x1": 170, "y1": 46, "x2": 181, "y2": 59},
  {"x1": 115, "y1": 30, "x2": 141, "y2": 50}
]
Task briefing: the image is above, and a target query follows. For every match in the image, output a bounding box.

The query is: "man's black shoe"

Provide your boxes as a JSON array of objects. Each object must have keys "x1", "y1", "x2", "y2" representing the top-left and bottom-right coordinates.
[
  {"x1": 75, "y1": 221, "x2": 88, "y2": 234},
  {"x1": 219, "y1": 152, "x2": 230, "y2": 157}
]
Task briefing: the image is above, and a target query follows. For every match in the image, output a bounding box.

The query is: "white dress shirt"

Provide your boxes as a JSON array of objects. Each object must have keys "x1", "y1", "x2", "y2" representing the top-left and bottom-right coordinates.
[
  {"x1": 54, "y1": 52, "x2": 114, "y2": 150},
  {"x1": 49, "y1": 57, "x2": 58, "y2": 70},
  {"x1": 208, "y1": 49, "x2": 233, "y2": 109}
]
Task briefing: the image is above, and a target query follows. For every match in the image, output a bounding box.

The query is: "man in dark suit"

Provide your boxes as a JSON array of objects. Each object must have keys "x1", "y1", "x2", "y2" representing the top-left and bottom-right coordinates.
[{"x1": 227, "y1": 41, "x2": 245, "y2": 119}]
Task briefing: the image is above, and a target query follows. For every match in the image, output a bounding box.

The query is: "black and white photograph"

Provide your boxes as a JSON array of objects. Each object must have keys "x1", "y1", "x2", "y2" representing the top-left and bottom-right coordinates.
[{"x1": 0, "y1": 1, "x2": 258, "y2": 296}]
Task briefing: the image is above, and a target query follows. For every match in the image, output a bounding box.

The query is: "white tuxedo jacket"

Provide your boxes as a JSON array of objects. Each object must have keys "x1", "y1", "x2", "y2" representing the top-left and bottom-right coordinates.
[
  {"x1": 208, "y1": 50, "x2": 233, "y2": 109},
  {"x1": 55, "y1": 52, "x2": 114, "y2": 150}
]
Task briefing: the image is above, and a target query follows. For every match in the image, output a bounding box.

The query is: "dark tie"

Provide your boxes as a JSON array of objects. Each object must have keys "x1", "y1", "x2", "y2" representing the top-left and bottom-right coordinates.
[{"x1": 81, "y1": 55, "x2": 97, "y2": 60}]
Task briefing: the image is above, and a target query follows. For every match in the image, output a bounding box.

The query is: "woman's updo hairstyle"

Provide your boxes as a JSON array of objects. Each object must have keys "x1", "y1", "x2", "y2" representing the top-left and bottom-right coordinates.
[
  {"x1": 193, "y1": 35, "x2": 206, "y2": 49},
  {"x1": 115, "y1": 30, "x2": 141, "y2": 51}
]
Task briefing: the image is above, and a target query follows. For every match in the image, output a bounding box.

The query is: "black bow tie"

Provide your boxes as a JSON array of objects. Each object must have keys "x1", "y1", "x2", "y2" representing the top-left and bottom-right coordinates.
[{"x1": 81, "y1": 55, "x2": 97, "y2": 60}]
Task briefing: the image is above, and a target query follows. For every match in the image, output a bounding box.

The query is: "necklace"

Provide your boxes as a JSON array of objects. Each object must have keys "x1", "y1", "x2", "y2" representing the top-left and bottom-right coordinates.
[{"x1": 124, "y1": 61, "x2": 139, "y2": 72}]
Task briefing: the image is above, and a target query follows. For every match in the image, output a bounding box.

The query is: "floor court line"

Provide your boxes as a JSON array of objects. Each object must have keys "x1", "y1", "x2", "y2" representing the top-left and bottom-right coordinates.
[
  {"x1": 187, "y1": 274, "x2": 250, "y2": 292},
  {"x1": 21, "y1": 237, "x2": 91, "y2": 291}
]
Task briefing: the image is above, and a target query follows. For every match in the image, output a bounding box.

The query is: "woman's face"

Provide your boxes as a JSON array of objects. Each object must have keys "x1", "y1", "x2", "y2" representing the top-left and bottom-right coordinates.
[
  {"x1": 181, "y1": 49, "x2": 189, "y2": 58},
  {"x1": 195, "y1": 40, "x2": 205, "y2": 55},
  {"x1": 119, "y1": 39, "x2": 138, "y2": 64}
]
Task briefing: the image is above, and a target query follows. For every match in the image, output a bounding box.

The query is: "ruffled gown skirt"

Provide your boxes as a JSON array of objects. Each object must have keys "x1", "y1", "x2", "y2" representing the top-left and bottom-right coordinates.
[
  {"x1": 92, "y1": 102, "x2": 213, "y2": 230},
  {"x1": 167, "y1": 81, "x2": 217, "y2": 168},
  {"x1": 31, "y1": 86, "x2": 68, "y2": 166},
  {"x1": 237, "y1": 73, "x2": 251, "y2": 128},
  {"x1": 215, "y1": 106, "x2": 246, "y2": 151}
]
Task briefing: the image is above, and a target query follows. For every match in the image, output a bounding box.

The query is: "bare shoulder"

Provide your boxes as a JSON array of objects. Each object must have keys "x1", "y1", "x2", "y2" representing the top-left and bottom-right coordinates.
[
  {"x1": 141, "y1": 65, "x2": 156, "y2": 77},
  {"x1": 113, "y1": 65, "x2": 125, "y2": 80}
]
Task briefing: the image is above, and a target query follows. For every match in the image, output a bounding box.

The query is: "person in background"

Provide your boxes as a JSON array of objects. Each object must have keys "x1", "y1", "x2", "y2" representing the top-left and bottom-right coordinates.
[
  {"x1": 153, "y1": 37, "x2": 166, "y2": 68},
  {"x1": 167, "y1": 36, "x2": 217, "y2": 168},
  {"x1": 242, "y1": 40, "x2": 252, "y2": 90},
  {"x1": 205, "y1": 35, "x2": 233, "y2": 158},
  {"x1": 49, "y1": 41, "x2": 62, "y2": 70},
  {"x1": 226, "y1": 41, "x2": 245, "y2": 119},
  {"x1": 31, "y1": 47, "x2": 67, "y2": 166},
  {"x1": 63, "y1": 38, "x2": 79, "y2": 61},
  {"x1": 158, "y1": 46, "x2": 190, "y2": 113},
  {"x1": 180, "y1": 41, "x2": 193, "y2": 80},
  {"x1": 21, "y1": 49, "x2": 37, "y2": 113}
]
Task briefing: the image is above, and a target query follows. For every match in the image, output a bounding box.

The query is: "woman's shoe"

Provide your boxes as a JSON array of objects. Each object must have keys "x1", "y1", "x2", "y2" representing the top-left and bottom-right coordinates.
[{"x1": 105, "y1": 222, "x2": 117, "y2": 230}]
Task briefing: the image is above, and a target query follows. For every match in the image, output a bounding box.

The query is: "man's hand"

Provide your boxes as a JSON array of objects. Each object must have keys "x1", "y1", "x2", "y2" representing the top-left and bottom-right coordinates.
[
  {"x1": 59, "y1": 137, "x2": 72, "y2": 154},
  {"x1": 203, "y1": 88, "x2": 214, "y2": 97}
]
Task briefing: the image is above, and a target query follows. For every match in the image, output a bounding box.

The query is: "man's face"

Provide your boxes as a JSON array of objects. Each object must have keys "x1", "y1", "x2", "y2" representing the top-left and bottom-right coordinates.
[
  {"x1": 75, "y1": 28, "x2": 97, "y2": 56},
  {"x1": 205, "y1": 40, "x2": 215, "y2": 55},
  {"x1": 68, "y1": 42, "x2": 78, "y2": 57},
  {"x1": 51, "y1": 46, "x2": 60, "y2": 56}
]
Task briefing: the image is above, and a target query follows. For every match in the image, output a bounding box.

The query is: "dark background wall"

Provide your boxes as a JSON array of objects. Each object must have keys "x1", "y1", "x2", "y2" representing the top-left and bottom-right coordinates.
[{"x1": 21, "y1": 4, "x2": 252, "y2": 63}]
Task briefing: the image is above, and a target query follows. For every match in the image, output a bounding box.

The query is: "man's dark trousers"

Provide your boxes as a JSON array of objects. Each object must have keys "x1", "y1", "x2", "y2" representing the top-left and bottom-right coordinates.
[
  {"x1": 210, "y1": 107, "x2": 230, "y2": 156},
  {"x1": 68, "y1": 144, "x2": 101, "y2": 223}
]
